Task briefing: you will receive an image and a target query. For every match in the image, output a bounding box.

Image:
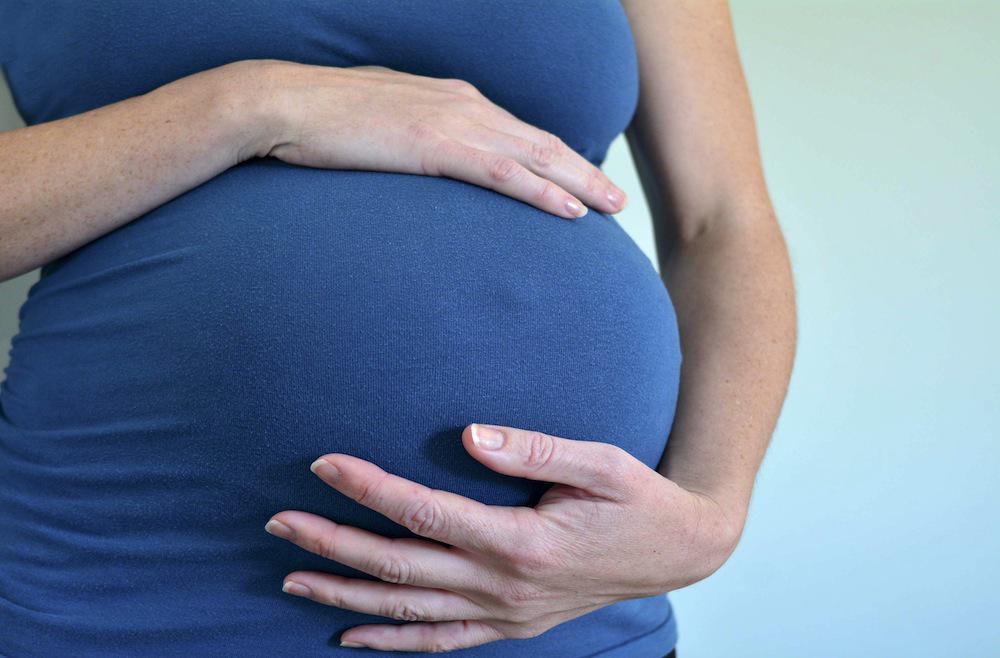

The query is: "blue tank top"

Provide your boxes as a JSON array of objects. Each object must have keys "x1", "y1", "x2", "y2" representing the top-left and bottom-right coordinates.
[{"x1": 0, "y1": 2, "x2": 682, "y2": 656}]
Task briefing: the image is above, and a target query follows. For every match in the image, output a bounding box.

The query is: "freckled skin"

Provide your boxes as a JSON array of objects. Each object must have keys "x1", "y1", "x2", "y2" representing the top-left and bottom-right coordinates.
[
  {"x1": 1, "y1": 0, "x2": 795, "y2": 652},
  {"x1": 621, "y1": 0, "x2": 796, "y2": 530},
  {"x1": 0, "y1": 59, "x2": 626, "y2": 283}
]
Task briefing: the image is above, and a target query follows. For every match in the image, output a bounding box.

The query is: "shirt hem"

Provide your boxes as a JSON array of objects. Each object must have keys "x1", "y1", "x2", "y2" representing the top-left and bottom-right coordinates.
[{"x1": 581, "y1": 604, "x2": 678, "y2": 658}]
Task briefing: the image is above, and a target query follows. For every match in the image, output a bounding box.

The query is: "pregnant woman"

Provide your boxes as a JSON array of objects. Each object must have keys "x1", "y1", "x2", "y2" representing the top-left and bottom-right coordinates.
[{"x1": 0, "y1": 1, "x2": 795, "y2": 656}]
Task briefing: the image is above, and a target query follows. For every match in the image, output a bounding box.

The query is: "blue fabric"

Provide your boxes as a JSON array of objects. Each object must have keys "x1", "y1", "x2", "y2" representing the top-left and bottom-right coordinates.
[{"x1": 0, "y1": 1, "x2": 683, "y2": 656}]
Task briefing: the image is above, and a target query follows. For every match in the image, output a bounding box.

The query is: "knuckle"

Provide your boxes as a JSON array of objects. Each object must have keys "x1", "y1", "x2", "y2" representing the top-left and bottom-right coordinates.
[
  {"x1": 486, "y1": 155, "x2": 523, "y2": 184},
  {"x1": 442, "y1": 77, "x2": 481, "y2": 97},
  {"x1": 314, "y1": 587, "x2": 348, "y2": 609},
  {"x1": 535, "y1": 179, "x2": 558, "y2": 204},
  {"x1": 424, "y1": 621, "x2": 486, "y2": 652},
  {"x1": 583, "y1": 168, "x2": 603, "y2": 197},
  {"x1": 354, "y1": 472, "x2": 389, "y2": 508},
  {"x1": 527, "y1": 138, "x2": 558, "y2": 169},
  {"x1": 541, "y1": 130, "x2": 567, "y2": 151},
  {"x1": 524, "y1": 431, "x2": 557, "y2": 471},
  {"x1": 600, "y1": 443, "x2": 630, "y2": 475},
  {"x1": 400, "y1": 493, "x2": 446, "y2": 537},
  {"x1": 598, "y1": 444, "x2": 637, "y2": 490},
  {"x1": 314, "y1": 532, "x2": 339, "y2": 561},
  {"x1": 371, "y1": 552, "x2": 413, "y2": 585},
  {"x1": 419, "y1": 137, "x2": 460, "y2": 177},
  {"x1": 383, "y1": 597, "x2": 428, "y2": 622},
  {"x1": 421, "y1": 635, "x2": 456, "y2": 654}
]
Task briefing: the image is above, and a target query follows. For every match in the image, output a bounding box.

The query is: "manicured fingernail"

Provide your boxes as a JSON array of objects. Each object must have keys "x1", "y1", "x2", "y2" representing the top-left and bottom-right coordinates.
[
  {"x1": 472, "y1": 424, "x2": 505, "y2": 450},
  {"x1": 607, "y1": 189, "x2": 625, "y2": 210},
  {"x1": 282, "y1": 580, "x2": 312, "y2": 597},
  {"x1": 565, "y1": 199, "x2": 587, "y2": 218},
  {"x1": 608, "y1": 190, "x2": 622, "y2": 208},
  {"x1": 264, "y1": 519, "x2": 293, "y2": 539},
  {"x1": 310, "y1": 458, "x2": 340, "y2": 479},
  {"x1": 340, "y1": 640, "x2": 367, "y2": 648}
]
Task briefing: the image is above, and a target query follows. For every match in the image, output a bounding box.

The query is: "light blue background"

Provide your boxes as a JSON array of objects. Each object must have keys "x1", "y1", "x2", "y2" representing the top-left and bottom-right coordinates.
[{"x1": 1, "y1": 2, "x2": 997, "y2": 656}]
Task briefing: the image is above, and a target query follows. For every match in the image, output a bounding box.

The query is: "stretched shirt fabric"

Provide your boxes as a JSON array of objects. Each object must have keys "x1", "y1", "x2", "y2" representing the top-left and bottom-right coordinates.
[{"x1": 0, "y1": 1, "x2": 683, "y2": 656}]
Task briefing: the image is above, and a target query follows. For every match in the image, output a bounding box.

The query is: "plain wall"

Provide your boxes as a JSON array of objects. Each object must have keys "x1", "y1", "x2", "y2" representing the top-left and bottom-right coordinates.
[{"x1": 1, "y1": 2, "x2": 997, "y2": 656}]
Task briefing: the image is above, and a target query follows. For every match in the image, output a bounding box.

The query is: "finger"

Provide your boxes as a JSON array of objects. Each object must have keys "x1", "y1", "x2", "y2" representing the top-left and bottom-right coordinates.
[
  {"x1": 468, "y1": 124, "x2": 627, "y2": 214},
  {"x1": 474, "y1": 101, "x2": 628, "y2": 212},
  {"x1": 422, "y1": 139, "x2": 589, "y2": 219},
  {"x1": 309, "y1": 454, "x2": 525, "y2": 556},
  {"x1": 279, "y1": 571, "x2": 489, "y2": 623},
  {"x1": 265, "y1": 510, "x2": 488, "y2": 591},
  {"x1": 463, "y1": 424, "x2": 639, "y2": 501},
  {"x1": 339, "y1": 620, "x2": 505, "y2": 653}
]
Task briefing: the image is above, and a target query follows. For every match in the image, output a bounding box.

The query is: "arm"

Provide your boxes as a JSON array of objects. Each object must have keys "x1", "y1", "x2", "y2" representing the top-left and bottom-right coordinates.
[
  {"x1": 0, "y1": 60, "x2": 276, "y2": 282},
  {"x1": 622, "y1": 0, "x2": 797, "y2": 547},
  {"x1": 249, "y1": 10, "x2": 798, "y2": 638},
  {"x1": 0, "y1": 60, "x2": 626, "y2": 283}
]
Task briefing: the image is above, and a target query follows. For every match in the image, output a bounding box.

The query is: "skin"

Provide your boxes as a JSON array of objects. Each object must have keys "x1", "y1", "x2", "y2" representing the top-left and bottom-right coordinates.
[
  {"x1": 266, "y1": 0, "x2": 796, "y2": 652},
  {"x1": 623, "y1": 0, "x2": 796, "y2": 515},
  {"x1": 1, "y1": 0, "x2": 796, "y2": 653},
  {"x1": 257, "y1": 62, "x2": 625, "y2": 219},
  {"x1": 0, "y1": 60, "x2": 624, "y2": 281}
]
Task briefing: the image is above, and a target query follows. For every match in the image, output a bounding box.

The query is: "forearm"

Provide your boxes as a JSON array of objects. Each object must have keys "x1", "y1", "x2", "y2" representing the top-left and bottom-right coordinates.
[
  {"x1": 0, "y1": 60, "x2": 275, "y2": 282},
  {"x1": 655, "y1": 207, "x2": 796, "y2": 544}
]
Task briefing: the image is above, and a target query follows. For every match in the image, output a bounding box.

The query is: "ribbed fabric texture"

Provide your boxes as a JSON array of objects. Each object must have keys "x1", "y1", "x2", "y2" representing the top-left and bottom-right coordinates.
[{"x1": 0, "y1": 2, "x2": 683, "y2": 656}]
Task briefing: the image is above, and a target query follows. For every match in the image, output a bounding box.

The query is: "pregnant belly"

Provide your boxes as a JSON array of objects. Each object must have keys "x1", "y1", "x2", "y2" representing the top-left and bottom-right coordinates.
[{"x1": 0, "y1": 159, "x2": 681, "y2": 651}]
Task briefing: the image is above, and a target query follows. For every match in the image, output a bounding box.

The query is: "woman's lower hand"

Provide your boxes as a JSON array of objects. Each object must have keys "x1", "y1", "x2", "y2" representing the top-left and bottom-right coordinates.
[
  {"x1": 224, "y1": 59, "x2": 626, "y2": 219},
  {"x1": 264, "y1": 424, "x2": 744, "y2": 652}
]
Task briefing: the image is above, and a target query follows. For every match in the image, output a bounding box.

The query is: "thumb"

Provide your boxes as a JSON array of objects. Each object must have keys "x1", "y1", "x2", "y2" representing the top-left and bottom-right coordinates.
[{"x1": 463, "y1": 423, "x2": 636, "y2": 499}]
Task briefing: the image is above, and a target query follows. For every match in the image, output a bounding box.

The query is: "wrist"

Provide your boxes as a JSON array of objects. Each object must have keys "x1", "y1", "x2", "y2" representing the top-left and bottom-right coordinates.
[
  {"x1": 665, "y1": 485, "x2": 748, "y2": 593},
  {"x1": 666, "y1": 471, "x2": 751, "y2": 554},
  {"x1": 688, "y1": 488, "x2": 747, "y2": 569},
  {"x1": 211, "y1": 59, "x2": 298, "y2": 162},
  {"x1": 646, "y1": 483, "x2": 746, "y2": 594}
]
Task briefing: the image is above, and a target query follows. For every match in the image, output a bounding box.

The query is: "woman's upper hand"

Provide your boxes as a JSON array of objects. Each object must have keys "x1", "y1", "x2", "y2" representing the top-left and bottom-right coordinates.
[
  {"x1": 231, "y1": 59, "x2": 627, "y2": 219},
  {"x1": 264, "y1": 424, "x2": 744, "y2": 653}
]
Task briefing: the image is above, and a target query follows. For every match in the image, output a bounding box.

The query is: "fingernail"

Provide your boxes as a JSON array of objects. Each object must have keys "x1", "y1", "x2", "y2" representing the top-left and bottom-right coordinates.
[
  {"x1": 607, "y1": 189, "x2": 625, "y2": 210},
  {"x1": 472, "y1": 424, "x2": 505, "y2": 450},
  {"x1": 565, "y1": 199, "x2": 587, "y2": 218},
  {"x1": 310, "y1": 458, "x2": 340, "y2": 479},
  {"x1": 340, "y1": 640, "x2": 367, "y2": 648},
  {"x1": 264, "y1": 519, "x2": 293, "y2": 539},
  {"x1": 282, "y1": 580, "x2": 312, "y2": 597}
]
